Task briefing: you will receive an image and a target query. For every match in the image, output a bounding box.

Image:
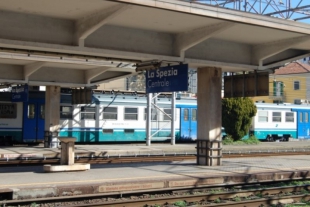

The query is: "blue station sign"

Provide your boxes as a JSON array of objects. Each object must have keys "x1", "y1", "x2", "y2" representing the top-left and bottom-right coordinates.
[
  {"x1": 11, "y1": 84, "x2": 29, "y2": 102},
  {"x1": 146, "y1": 64, "x2": 188, "y2": 93}
]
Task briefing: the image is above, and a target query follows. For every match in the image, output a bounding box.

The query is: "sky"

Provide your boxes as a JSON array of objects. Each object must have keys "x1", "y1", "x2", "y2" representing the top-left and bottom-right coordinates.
[{"x1": 193, "y1": 0, "x2": 310, "y2": 24}]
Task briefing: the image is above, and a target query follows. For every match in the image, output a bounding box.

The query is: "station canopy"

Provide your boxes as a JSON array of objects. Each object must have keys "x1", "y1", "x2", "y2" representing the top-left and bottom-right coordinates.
[{"x1": 0, "y1": 0, "x2": 309, "y2": 87}]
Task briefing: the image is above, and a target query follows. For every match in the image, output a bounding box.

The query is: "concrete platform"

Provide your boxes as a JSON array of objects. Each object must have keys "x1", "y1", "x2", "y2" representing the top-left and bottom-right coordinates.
[
  {"x1": 1, "y1": 141, "x2": 310, "y2": 159},
  {"x1": 1, "y1": 155, "x2": 310, "y2": 200}
]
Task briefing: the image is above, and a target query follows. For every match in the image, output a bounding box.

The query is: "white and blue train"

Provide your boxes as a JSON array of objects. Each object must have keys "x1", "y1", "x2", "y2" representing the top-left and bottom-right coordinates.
[{"x1": 0, "y1": 89, "x2": 310, "y2": 144}]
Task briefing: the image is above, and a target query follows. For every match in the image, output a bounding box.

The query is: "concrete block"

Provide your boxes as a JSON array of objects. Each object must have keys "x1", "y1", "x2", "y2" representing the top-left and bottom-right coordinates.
[{"x1": 43, "y1": 164, "x2": 90, "y2": 172}]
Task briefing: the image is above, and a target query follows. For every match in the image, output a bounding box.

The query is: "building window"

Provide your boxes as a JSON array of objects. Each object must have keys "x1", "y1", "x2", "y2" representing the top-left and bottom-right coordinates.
[
  {"x1": 60, "y1": 106, "x2": 72, "y2": 119},
  {"x1": 124, "y1": 107, "x2": 138, "y2": 120},
  {"x1": 81, "y1": 106, "x2": 96, "y2": 120},
  {"x1": 272, "y1": 112, "x2": 281, "y2": 122},
  {"x1": 103, "y1": 107, "x2": 117, "y2": 120},
  {"x1": 294, "y1": 81, "x2": 300, "y2": 90},
  {"x1": 258, "y1": 111, "x2": 268, "y2": 122},
  {"x1": 163, "y1": 109, "x2": 172, "y2": 121},
  {"x1": 192, "y1": 109, "x2": 197, "y2": 121},
  {"x1": 144, "y1": 108, "x2": 157, "y2": 120},
  {"x1": 184, "y1": 109, "x2": 189, "y2": 121},
  {"x1": 285, "y1": 112, "x2": 294, "y2": 122}
]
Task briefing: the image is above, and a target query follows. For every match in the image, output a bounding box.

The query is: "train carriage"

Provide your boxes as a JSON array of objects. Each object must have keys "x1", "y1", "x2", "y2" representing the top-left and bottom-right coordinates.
[
  {"x1": 59, "y1": 92, "x2": 184, "y2": 142},
  {"x1": 252, "y1": 103, "x2": 297, "y2": 141},
  {"x1": 1, "y1": 89, "x2": 310, "y2": 144},
  {"x1": 291, "y1": 106, "x2": 310, "y2": 139}
]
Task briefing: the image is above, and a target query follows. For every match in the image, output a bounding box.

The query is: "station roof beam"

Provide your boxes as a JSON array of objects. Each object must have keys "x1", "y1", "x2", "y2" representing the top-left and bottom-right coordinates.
[
  {"x1": 24, "y1": 61, "x2": 46, "y2": 83},
  {"x1": 75, "y1": 4, "x2": 130, "y2": 47},
  {"x1": 252, "y1": 35, "x2": 310, "y2": 68},
  {"x1": 174, "y1": 22, "x2": 235, "y2": 58}
]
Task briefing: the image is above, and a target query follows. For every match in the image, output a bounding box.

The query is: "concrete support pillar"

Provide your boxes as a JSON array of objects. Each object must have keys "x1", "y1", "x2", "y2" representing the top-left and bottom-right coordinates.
[
  {"x1": 43, "y1": 137, "x2": 90, "y2": 172},
  {"x1": 59, "y1": 137, "x2": 76, "y2": 165},
  {"x1": 197, "y1": 67, "x2": 222, "y2": 166},
  {"x1": 44, "y1": 86, "x2": 60, "y2": 148}
]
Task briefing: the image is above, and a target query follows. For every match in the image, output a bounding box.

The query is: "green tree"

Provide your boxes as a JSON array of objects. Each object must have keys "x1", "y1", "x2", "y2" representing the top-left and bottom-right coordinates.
[{"x1": 222, "y1": 97, "x2": 257, "y2": 141}]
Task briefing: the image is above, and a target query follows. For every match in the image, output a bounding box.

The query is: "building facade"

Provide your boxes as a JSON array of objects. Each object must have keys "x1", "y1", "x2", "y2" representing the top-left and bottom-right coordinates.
[{"x1": 251, "y1": 62, "x2": 310, "y2": 104}]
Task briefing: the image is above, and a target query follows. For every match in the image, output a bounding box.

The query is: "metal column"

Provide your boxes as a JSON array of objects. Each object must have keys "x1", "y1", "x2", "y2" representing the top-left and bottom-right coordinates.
[
  {"x1": 171, "y1": 92, "x2": 176, "y2": 145},
  {"x1": 146, "y1": 93, "x2": 152, "y2": 146}
]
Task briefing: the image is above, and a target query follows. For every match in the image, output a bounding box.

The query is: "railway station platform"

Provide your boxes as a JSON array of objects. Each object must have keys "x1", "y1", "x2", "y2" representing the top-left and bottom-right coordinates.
[
  {"x1": 1, "y1": 154, "x2": 310, "y2": 202},
  {"x1": 1, "y1": 140, "x2": 310, "y2": 159}
]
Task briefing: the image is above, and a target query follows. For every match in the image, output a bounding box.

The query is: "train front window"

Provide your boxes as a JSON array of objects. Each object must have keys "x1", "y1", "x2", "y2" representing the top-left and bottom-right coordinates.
[
  {"x1": 184, "y1": 109, "x2": 189, "y2": 121},
  {"x1": 28, "y1": 104, "x2": 35, "y2": 119},
  {"x1": 60, "y1": 106, "x2": 72, "y2": 119},
  {"x1": 285, "y1": 112, "x2": 294, "y2": 122},
  {"x1": 192, "y1": 109, "x2": 197, "y2": 121},
  {"x1": 124, "y1": 107, "x2": 138, "y2": 120},
  {"x1": 258, "y1": 111, "x2": 268, "y2": 122},
  {"x1": 272, "y1": 112, "x2": 281, "y2": 122},
  {"x1": 103, "y1": 107, "x2": 117, "y2": 120},
  {"x1": 81, "y1": 106, "x2": 96, "y2": 120}
]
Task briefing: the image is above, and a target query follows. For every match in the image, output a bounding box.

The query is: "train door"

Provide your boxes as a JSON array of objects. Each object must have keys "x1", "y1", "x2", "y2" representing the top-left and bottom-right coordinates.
[
  {"x1": 23, "y1": 99, "x2": 45, "y2": 142},
  {"x1": 297, "y1": 110, "x2": 310, "y2": 138},
  {"x1": 180, "y1": 107, "x2": 197, "y2": 140}
]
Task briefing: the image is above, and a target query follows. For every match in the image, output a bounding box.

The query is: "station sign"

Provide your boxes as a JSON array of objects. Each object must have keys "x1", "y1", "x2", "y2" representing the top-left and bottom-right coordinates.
[
  {"x1": 72, "y1": 88, "x2": 92, "y2": 104},
  {"x1": 146, "y1": 64, "x2": 188, "y2": 93},
  {"x1": 11, "y1": 84, "x2": 29, "y2": 102},
  {"x1": 224, "y1": 72, "x2": 269, "y2": 97}
]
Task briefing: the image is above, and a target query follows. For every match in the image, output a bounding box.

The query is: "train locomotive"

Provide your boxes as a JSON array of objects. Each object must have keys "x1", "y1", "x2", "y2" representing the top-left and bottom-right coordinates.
[{"x1": 0, "y1": 89, "x2": 309, "y2": 145}]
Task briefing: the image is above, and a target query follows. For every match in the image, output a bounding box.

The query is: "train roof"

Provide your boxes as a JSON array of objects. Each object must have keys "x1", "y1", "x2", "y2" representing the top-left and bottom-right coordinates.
[
  {"x1": 255, "y1": 103, "x2": 310, "y2": 111},
  {"x1": 92, "y1": 93, "x2": 197, "y2": 107}
]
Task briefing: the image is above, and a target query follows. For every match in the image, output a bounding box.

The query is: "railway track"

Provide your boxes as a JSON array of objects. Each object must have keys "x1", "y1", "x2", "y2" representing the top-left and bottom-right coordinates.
[
  {"x1": 2, "y1": 181, "x2": 310, "y2": 206},
  {"x1": 1, "y1": 151, "x2": 310, "y2": 166}
]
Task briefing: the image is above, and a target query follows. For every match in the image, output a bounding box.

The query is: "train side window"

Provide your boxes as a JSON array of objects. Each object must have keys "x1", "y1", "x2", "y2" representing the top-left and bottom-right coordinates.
[
  {"x1": 163, "y1": 109, "x2": 172, "y2": 121},
  {"x1": 285, "y1": 112, "x2": 294, "y2": 122},
  {"x1": 184, "y1": 109, "x2": 189, "y2": 121},
  {"x1": 124, "y1": 107, "x2": 138, "y2": 120},
  {"x1": 124, "y1": 129, "x2": 135, "y2": 133},
  {"x1": 300, "y1": 112, "x2": 303, "y2": 123},
  {"x1": 103, "y1": 129, "x2": 113, "y2": 133},
  {"x1": 272, "y1": 112, "x2": 281, "y2": 122},
  {"x1": 305, "y1": 112, "x2": 308, "y2": 123},
  {"x1": 40, "y1": 105, "x2": 45, "y2": 119},
  {"x1": 28, "y1": 104, "x2": 35, "y2": 119},
  {"x1": 103, "y1": 107, "x2": 117, "y2": 120},
  {"x1": 192, "y1": 109, "x2": 197, "y2": 121},
  {"x1": 60, "y1": 106, "x2": 72, "y2": 119},
  {"x1": 258, "y1": 111, "x2": 268, "y2": 122},
  {"x1": 81, "y1": 106, "x2": 96, "y2": 120},
  {"x1": 144, "y1": 108, "x2": 157, "y2": 120}
]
